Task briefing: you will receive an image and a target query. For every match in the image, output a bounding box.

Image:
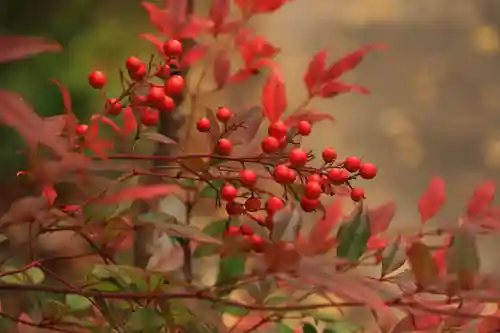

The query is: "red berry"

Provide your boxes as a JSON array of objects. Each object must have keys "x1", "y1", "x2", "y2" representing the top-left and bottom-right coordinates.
[
  {"x1": 147, "y1": 85, "x2": 166, "y2": 105},
  {"x1": 197, "y1": 117, "x2": 211, "y2": 132},
  {"x1": 297, "y1": 120, "x2": 312, "y2": 136},
  {"x1": 106, "y1": 98, "x2": 122, "y2": 116},
  {"x1": 158, "y1": 96, "x2": 175, "y2": 112},
  {"x1": 240, "y1": 169, "x2": 257, "y2": 187},
  {"x1": 76, "y1": 124, "x2": 88, "y2": 136},
  {"x1": 88, "y1": 70, "x2": 107, "y2": 89},
  {"x1": 264, "y1": 215, "x2": 274, "y2": 230},
  {"x1": 164, "y1": 75, "x2": 184, "y2": 96},
  {"x1": 268, "y1": 120, "x2": 288, "y2": 139},
  {"x1": 129, "y1": 63, "x2": 147, "y2": 81},
  {"x1": 359, "y1": 163, "x2": 377, "y2": 179},
  {"x1": 308, "y1": 174, "x2": 322, "y2": 183},
  {"x1": 125, "y1": 56, "x2": 143, "y2": 72},
  {"x1": 300, "y1": 197, "x2": 319, "y2": 212},
  {"x1": 132, "y1": 95, "x2": 147, "y2": 106},
  {"x1": 221, "y1": 184, "x2": 238, "y2": 201},
  {"x1": 216, "y1": 107, "x2": 232, "y2": 122},
  {"x1": 226, "y1": 202, "x2": 243, "y2": 216},
  {"x1": 304, "y1": 181, "x2": 322, "y2": 199},
  {"x1": 279, "y1": 136, "x2": 288, "y2": 149},
  {"x1": 251, "y1": 234, "x2": 264, "y2": 253},
  {"x1": 261, "y1": 136, "x2": 280, "y2": 153},
  {"x1": 285, "y1": 168, "x2": 297, "y2": 183},
  {"x1": 216, "y1": 138, "x2": 232, "y2": 155},
  {"x1": 344, "y1": 156, "x2": 361, "y2": 172},
  {"x1": 224, "y1": 226, "x2": 239, "y2": 237},
  {"x1": 289, "y1": 148, "x2": 308, "y2": 166},
  {"x1": 163, "y1": 39, "x2": 183, "y2": 57},
  {"x1": 322, "y1": 147, "x2": 337, "y2": 162},
  {"x1": 350, "y1": 187, "x2": 365, "y2": 201},
  {"x1": 140, "y1": 108, "x2": 159, "y2": 126},
  {"x1": 239, "y1": 224, "x2": 254, "y2": 236},
  {"x1": 273, "y1": 164, "x2": 290, "y2": 183},
  {"x1": 156, "y1": 64, "x2": 171, "y2": 79},
  {"x1": 265, "y1": 197, "x2": 284, "y2": 213},
  {"x1": 327, "y1": 168, "x2": 349, "y2": 184},
  {"x1": 245, "y1": 197, "x2": 261, "y2": 212}
]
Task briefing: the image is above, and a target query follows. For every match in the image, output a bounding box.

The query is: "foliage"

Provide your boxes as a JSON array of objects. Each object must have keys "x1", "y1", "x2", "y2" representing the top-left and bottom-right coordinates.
[{"x1": 0, "y1": 1, "x2": 499, "y2": 333}]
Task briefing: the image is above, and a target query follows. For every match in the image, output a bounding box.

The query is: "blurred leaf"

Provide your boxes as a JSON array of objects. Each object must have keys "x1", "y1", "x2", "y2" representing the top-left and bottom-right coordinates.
[
  {"x1": 418, "y1": 177, "x2": 445, "y2": 224},
  {"x1": 100, "y1": 184, "x2": 180, "y2": 204},
  {"x1": 336, "y1": 208, "x2": 370, "y2": 262},
  {"x1": 275, "y1": 323, "x2": 294, "y2": 333},
  {"x1": 0, "y1": 35, "x2": 62, "y2": 63},
  {"x1": 200, "y1": 180, "x2": 225, "y2": 198},
  {"x1": 446, "y1": 227, "x2": 480, "y2": 289},
  {"x1": 407, "y1": 241, "x2": 438, "y2": 288},
  {"x1": 466, "y1": 181, "x2": 495, "y2": 218},
  {"x1": 271, "y1": 204, "x2": 302, "y2": 242},
  {"x1": 217, "y1": 252, "x2": 246, "y2": 296},
  {"x1": 126, "y1": 308, "x2": 164, "y2": 332},
  {"x1": 24, "y1": 267, "x2": 44, "y2": 284},
  {"x1": 367, "y1": 201, "x2": 396, "y2": 235},
  {"x1": 193, "y1": 219, "x2": 227, "y2": 257},
  {"x1": 141, "y1": 131, "x2": 177, "y2": 145},
  {"x1": 227, "y1": 106, "x2": 264, "y2": 145},
  {"x1": 65, "y1": 295, "x2": 92, "y2": 312},
  {"x1": 146, "y1": 232, "x2": 184, "y2": 273},
  {"x1": 221, "y1": 305, "x2": 249, "y2": 316},
  {"x1": 159, "y1": 195, "x2": 188, "y2": 223},
  {"x1": 381, "y1": 235, "x2": 406, "y2": 277},
  {"x1": 303, "y1": 323, "x2": 317, "y2": 333},
  {"x1": 1, "y1": 266, "x2": 44, "y2": 284}
]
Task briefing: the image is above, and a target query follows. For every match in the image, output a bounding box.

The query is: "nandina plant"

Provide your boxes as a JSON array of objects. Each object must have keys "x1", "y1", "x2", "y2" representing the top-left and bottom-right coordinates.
[{"x1": 0, "y1": 1, "x2": 500, "y2": 333}]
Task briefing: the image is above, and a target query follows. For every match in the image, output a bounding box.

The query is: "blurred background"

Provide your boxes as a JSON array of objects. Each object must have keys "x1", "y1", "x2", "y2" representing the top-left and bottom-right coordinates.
[{"x1": 1, "y1": 0, "x2": 500, "y2": 265}]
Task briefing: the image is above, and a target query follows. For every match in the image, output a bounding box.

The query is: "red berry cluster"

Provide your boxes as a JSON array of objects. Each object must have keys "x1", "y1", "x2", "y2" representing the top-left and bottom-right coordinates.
[
  {"x1": 195, "y1": 113, "x2": 378, "y2": 228},
  {"x1": 82, "y1": 39, "x2": 186, "y2": 133},
  {"x1": 224, "y1": 225, "x2": 265, "y2": 253}
]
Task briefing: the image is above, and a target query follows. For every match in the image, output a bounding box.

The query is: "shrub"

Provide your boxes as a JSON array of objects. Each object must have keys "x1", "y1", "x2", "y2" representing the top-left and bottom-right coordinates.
[{"x1": 0, "y1": 1, "x2": 498, "y2": 333}]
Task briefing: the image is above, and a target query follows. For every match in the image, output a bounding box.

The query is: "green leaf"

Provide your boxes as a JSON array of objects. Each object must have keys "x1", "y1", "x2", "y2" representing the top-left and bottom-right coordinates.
[
  {"x1": 265, "y1": 296, "x2": 289, "y2": 305},
  {"x1": 25, "y1": 267, "x2": 44, "y2": 284},
  {"x1": 303, "y1": 323, "x2": 317, "y2": 333},
  {"x1": 325, "y1": 321, "x2": 362, "y2": 333},
  {"x1": 381, "y1": 235, "x2": 406, "y2": 277},
  {"x1": 217, "y1": 252, "x2": 246, "y2": 296},
  {"x1": 445, "y1": 226, "x2": 480, "y2": 287},
  {"x1": 126, "y1": 308, "x2": 164, "y2": 332},
  {"x1": 193, "y1": 220, "x2": 228, "y2": 257},
  {"x1": 66, "y1": 294, "x2": 92, "y2": 312},
  {"x1": 200, "y1": 180, "x2": 225, "y2": 198},
  {"x1": 276, "y1": 323, "x2": 294, "y2": 333},
  {"x1": 221, "y1": 305, "x2": 249, "y2": 316},
  {"x1": 336, "y1": 208, "x2": 370, "y2": 262},
  {"x1": 0, "y1": 266, "x2": 44, "y2": 284}
]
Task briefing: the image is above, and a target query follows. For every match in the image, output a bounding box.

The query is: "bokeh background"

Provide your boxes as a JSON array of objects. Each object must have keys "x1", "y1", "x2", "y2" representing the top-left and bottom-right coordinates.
[{"x1": 1, "y1": 0, "x2": 500, "y2": 267}]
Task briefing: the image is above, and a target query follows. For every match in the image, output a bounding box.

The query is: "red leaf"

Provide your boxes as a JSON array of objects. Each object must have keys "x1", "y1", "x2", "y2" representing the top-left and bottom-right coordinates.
[
  {"x1": 367, "y1": 201, "x2": 396, "y2": 235},
  {"x1": 164, "y1": 0, "x2": 188, "y2": 33},
  {"x1": 239, "y1": 36, "x2": 280, "y2": 67},
  {"x1": 251, "y1": 0, "x2": 289, "y2": 13},
  {"x1": 322, "y1": 43, "x2": 387, "y2": 81},
  {"x1": 213, "y1": 50, "x2": 231, "y2": 89},
  {"x1": 284, "y1": 109, "x2": 334, "y2": 127},
  {"x1": 49, "y1": 79, "x2": 78, "y2": 144},
  {"x1": 100, "y1": 184, "x2": 180, "y2": 203},
  {"x1": 0, "y1": 35, "x2": 62, "y2": 63},
  {"x1": 261, "y1": 68, "x2": 287, "y2": 122},
  {"x1": 303, "y1": 49, "x2": 327, "y2": 96},
  {"x1": 177, "y1": 16, "x2": 214, "y2": 39},
  {"x1": 366, "y1": 235, "x2": 388, "y2": 251},
  {"x1": 91, "y1": 114, "x2": 121, "y2": 135},
  {"x1": 309, "y1": 197, "x2": 342, "y2": 245},
  {"x1": 181, "y1": 44, "x2": 208, "y2": 68},
  {"x1": 139, "y1": 33, "x2": 165, "y2": 57},
  {"x1": 83, "y1": 120, "x2": 113, "y2": 160},
  {"x1": 42, "y1": 184, "x2": 57, "y2": 206},
  {"x1": 0, "y1": 90, "x2": 68, "y2": 156},
  {"x1": 122, "y1": 107, "x2": 138, "y2": 137},
  {"x1": 418, "y1": 177, "x2": 446, "y2": 224},
  {"x1": 319, "y1": 81, "x2": 370, "y2": 98},
  {"x1": 209, "y1": 0, "x2": 230, "y2": 34},
  {"x1": 141, "y1": 2, "x2": 172, "y2": 35},
  {"x1": 233, "y1": 0, "x2": 252, "y2": 14},
  {"x1": 466, "y1": 180, "x2": 495, "y2": 218}
]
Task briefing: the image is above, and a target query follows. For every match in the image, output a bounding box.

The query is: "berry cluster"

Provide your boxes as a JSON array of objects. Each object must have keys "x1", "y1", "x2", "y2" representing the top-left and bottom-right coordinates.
[
  {"x1": 79, "y1": 39, "x2": 186, "y2": 134},
  {"x1": 224, "y1": 225, "x2": 265, "y2": 253},
  {"x1": 195, "y1": 109, "x2": 378, "y2": 232}
]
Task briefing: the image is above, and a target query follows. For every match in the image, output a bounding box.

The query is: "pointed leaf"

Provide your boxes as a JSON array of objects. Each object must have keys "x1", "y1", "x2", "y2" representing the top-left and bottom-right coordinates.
[
  {"x1": 217, "y1": 252, "x2": 246, "y2": 295},
  {"x1": 210, "y1": 0, "x2": 230, "y2": 25},
  {"x1": 0, "y1": 35, "x2": 62, "y2": 63},
  {"x1": 122, "y1": 107, "x2": 138, "y2": 137},
  {"x1": 322, "y1": 44, "x2": 387, "y2": 81},
  {"x1": 367, "y1": 201, "x2": 396, "y2": 235},
  {"x1": 262, "y1": 68, "x2": 287, "y2": 122},
  {"x1": 418, "y1": 177, "x2": 446, "y2": 224},
  {"x1": 309, "y1": 197, "x2": 342, "y2": 245},
  {"x1": 445, "y1": 226, "x2": 480, "y2": 289},
  {"x1": 146, "y1": 232, "x2": 184, "y2": 273},
  {"x1": 466, "y1": 181, "x2": 495, "y2": 218},
  {"x1": 213, "y1": 50, "x2": 231, "y2": 89},
  {"x1": 181, "y1": 44, "x2": 208, "y2": 68},
  {"x1": 139, "y1": 33, "x2": 164, "y2": 56},
  {"x1": 381, "y1": 235, "x2": 406, "y2": 277},
  {"x1": 270, "y1": 204, "x2": 302, "y2": 242},
  {"x1": 141, "y1": 2, "x2": 172, "y2": 36},
  {"x1": 205, "y1": 108, "x2": 221, "y2": 147},
  {"x1": 227, "y1": 106, "x2": 263, "y2": 145},
  {"x1": 193, "y1": 219, "x2": 227, "y2": 257},
  {"x1": 304, "y1": 49, "x2": 327, "y2": 96},
  {"x1": 319, "y1": 81, "x2": 370, "y2": 98},
  {"x1": 66, "y1": 295, "x2": 92, "y2": 312},
  {"x1": 336, "y1": 207, "x2": 371, "y2": 262},
  {"x1": 406, "y1": 241, "x2": 438, "y2": 288},
  {"x1": 100, "y1": 184, "x2": 180, "y2": 204},
  {"x1": 284, "y1": 109, "x2": 334, "y2": 127},
  {"x1": 142, "y1": 132, "x2": 177, "y2": 145}
]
